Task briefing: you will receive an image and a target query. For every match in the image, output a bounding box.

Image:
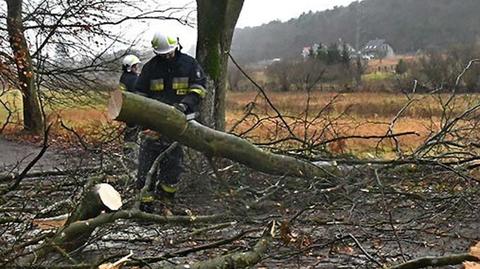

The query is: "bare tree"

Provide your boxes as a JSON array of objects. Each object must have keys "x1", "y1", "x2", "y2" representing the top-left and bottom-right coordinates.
[
  {"x1": 5, "y1": 0, "x2": 44, "y2": 134},
  {"x1": 1, "y1": 0, "x2": 193, "y2": 133}
]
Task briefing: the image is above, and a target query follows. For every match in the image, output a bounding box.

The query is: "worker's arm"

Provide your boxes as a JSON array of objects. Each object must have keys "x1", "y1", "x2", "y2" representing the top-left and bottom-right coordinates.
[
  {"x1": 179, "y1": 60, "x2": 207, "y2": 113},
  {"x1": 133, "y1": 62, "x2": 152, "y2": 97}
]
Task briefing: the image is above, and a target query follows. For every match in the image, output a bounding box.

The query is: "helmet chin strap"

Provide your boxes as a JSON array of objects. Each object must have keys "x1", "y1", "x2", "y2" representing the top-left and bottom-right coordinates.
[{"x1": 177, "y1": 37, "x2": 183, "y2": 51}]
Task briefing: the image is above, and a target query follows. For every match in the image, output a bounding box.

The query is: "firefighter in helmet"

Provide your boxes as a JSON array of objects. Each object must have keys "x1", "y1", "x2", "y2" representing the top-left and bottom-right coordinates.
[
  {"x1": 134, "y1": 31, "x2": 207, "y2": 213},
  {"x1": 120, "y1": 54, "x2": 141, "y2": 92},
  {"x1": 120, "y1": 54, "x2": 141, "y2": 147}
]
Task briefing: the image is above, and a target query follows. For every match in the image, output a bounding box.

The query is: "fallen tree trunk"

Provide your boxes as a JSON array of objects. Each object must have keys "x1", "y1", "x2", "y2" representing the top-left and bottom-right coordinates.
[{"x1": 108, "y1": 91, "x2": 336, "y2": 179}]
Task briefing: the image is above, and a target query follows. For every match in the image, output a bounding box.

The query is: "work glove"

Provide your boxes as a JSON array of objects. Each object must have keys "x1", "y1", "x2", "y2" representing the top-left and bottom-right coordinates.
[
  {"x1": 173, "y1": 102, "x2": 188, "y2": 114},
  {"x1": 142, "y1": 129, "x2": 160, "y2": 138}
]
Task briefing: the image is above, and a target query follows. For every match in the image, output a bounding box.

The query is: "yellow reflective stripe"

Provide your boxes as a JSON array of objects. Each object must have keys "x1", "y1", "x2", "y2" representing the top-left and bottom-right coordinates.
[
  {"x1": 176, "y1": 89, "x2": 188, "y2": 95},
  {"x1": 173, "y1": 83, "x2": 189, "y2": 89},
  {"x1": 160, "y1": 183, "x2": 177, "y2": 194},
  {"x1": 141, "y1": 194, "x2": 155, "y2": 203},
  {"x1": 172, "y1": 77, "x2": 189, "y2": 90},
  {"x1": 119, "y1": 83, "x2": 127, "y2": 91},
  {"x1": 173, "y1": 77, "x2": 190, "y2": 95},
  {"x1": 189, "y1": 87, "x2": 207, "y2": 98},
  {"x1": 150, "y1": 79, "x2": 164, "y2": 91}
]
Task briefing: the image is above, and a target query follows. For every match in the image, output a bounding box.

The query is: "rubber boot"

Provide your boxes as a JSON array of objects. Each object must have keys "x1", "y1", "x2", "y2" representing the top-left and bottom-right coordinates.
[{"x1": 155, "y1": 183, "x2": 177, "y2": 216}]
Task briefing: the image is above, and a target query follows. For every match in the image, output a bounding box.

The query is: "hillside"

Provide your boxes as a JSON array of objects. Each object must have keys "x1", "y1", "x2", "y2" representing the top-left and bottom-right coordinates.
[{"x1": 232, "y1": 0, "x2": 480, "y2": 63}]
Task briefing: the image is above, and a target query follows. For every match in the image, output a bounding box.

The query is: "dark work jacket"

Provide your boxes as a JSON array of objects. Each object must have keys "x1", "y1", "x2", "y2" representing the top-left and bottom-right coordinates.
[
  {"x1": 135, "y1": 51, "x2": 207, "y2": 113},
  {"x1": 119, "y1": 71, "x2": 138, "y2": 92}
]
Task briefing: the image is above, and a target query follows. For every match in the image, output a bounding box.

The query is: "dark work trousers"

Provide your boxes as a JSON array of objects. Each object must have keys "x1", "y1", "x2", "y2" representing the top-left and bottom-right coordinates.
[
  {"x1": 124, "y1": 124, "x2": 139, "y2": 143},
  {"x1": 136, "y1": 136, "x2": 184, "y2": 193}
]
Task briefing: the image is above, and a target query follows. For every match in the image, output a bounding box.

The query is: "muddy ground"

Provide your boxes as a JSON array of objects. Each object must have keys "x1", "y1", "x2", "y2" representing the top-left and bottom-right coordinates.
[{"x1": 0, "y1": 139, "x2": 479, "y2": 268}]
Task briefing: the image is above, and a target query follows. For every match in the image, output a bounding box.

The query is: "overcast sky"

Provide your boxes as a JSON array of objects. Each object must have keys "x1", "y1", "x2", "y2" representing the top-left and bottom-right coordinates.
[
  {"x1": 237, "y1": 0, "x2": 357, "y2": 28},
  {"x1": 135, "y1": 0, "x2": 358, "y2": 54},
  {"x1": 2, "y1": 0, "x2": 359, "y2": 55}
]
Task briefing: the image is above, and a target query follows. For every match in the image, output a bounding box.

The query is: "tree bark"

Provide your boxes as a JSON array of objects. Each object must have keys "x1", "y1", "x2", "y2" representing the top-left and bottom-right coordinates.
[
  {"x1": 23, "y1": 182, "x2": 123, "y2": 262},
  {"x1": 391, "y1": 253, "x2": 479, "y2": 269},
  {"x1": 196, "y1": 0, "x2": 244, "y2": 131},
  {"x1": 169, "y1": 230, "x2": 271, "y2": 269},
  {"x1": 108, "y1": 91, "x2": 335, "y2": 179},
  {"x1": 27, "y1": 210, "x2": 224, "y2": 264},
  {"x1": 57, "y1": 183, "x2": 122, "y2": 252},
  {"x1": 6, "y1": 0, "x2": 44, "y2": 134},
  {"x1": 66, "y1": 183, "x2": 122, "y2": 226}
]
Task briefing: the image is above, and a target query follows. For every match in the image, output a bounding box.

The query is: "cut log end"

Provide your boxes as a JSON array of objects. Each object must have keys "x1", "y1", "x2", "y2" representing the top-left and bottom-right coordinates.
[
  {"x1": 96, "y1": 183, "x2": 122, "y2": 211},
  {"x1": 107, "y1": 90, "x2": 123, "y2": 120}
]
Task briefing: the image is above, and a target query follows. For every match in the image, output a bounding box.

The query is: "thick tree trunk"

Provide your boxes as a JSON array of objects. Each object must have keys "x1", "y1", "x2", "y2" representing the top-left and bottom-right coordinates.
[
  {"x1": 196, "y1": 0, "x2": 244, "y2": 131},
  {"x1": 6, "y1": 0, "x2": 44, "y2": 134},
  {"x1": 108, "y1": 91, "x2": 335, "y2": 179}
]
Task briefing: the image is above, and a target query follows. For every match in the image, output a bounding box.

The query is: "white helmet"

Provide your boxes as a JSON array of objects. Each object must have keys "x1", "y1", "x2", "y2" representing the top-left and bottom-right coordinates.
[
  {"x1": 122, "y1": 55, "x2": 140, "y2": 72},
  {"x1": 151, "y1": 31, "x2": 178, "y2": 55}
]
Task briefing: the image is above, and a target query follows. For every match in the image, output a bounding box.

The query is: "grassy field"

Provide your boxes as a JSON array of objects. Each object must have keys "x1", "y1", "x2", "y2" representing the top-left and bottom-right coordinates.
[
  {"x1": 1, "y1": 90, "x2": 478, "y2": 156},
  {"x1": 0, "y1": 90, "x2": 109, "y2": 124},
  {"x1": 0, "y1": 90, "x2": 113, "y2": 146},
  {"x1": 226, "y1": 91, "x2": 479, "y2": 156},
  {"x1": 0, "y1": 90, "x2": 22, "y2": 122}
]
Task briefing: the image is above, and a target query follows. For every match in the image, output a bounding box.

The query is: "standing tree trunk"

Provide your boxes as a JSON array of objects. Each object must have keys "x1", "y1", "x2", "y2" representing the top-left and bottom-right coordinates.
[
  {"x1": 196, "y1": 0, "x2": 244, "y2": 131},
  {"x1": 6, "y1": 0, "x2": 44, "y2": 134}
]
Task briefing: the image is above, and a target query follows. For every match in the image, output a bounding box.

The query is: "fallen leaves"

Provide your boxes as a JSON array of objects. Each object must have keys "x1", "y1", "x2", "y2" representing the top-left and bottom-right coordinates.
[
  {"x1": 32, "y1": 215, "x2": 68, "y2": 230},
  {"x1": 471, "y1": 242, "x2": 480, "y2": 259},
  {"x1": 279, "y1": 221, "x2": 292, "y2": 245},
  {"x1": 465, "y1": 262, "x2": 480, "y2": 269},
  {"x1": 279, "y1": 221, "x2": 312, "y2": 249},
  {"x1": 464, "y1": 242, "x2": 480, "y2": 269},
  {"x1": 332, "y1": 245, "x2": 355, "y2": 255}
]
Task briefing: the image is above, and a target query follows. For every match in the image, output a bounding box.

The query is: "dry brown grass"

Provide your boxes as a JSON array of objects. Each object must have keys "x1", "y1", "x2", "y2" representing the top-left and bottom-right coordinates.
[
  {"x1": 366, "y1": 55, "x2": 416, "y2": 73},
  {"x1": 226, "y1": 91, "x2": 478, "y2": 156},
  {"x1": 1, "y1": 91, "x2": 477, "y2": 156},
  {"x1": 226, "y1": 91, "x2": 476, "y2": 119},
  {"x1": 226, "y1": 113, "x2": 431, "y2": 157},
  {"x1": 47, "y1": 107, "x2": 109, "y2": 125},
  {"x1": 0, "y1": 92, "x2": 118, "y2": 147}
]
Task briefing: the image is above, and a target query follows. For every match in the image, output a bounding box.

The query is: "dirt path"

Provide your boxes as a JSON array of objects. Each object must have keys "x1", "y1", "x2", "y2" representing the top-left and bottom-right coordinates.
[{"x1": 0, "y1": 137, "x2": 65, "y2": 172}]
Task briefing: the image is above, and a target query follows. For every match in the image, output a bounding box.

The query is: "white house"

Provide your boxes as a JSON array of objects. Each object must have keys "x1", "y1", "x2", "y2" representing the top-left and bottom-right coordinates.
[{"x1": 362, "y1": 39, "x2": 395, "y2": 59}]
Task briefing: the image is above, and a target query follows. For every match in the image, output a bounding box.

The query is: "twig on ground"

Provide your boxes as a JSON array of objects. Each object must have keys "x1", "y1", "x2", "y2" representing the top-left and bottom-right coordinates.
[{"x1": 390, "y1": 253, "x2": 479, "y2": 269}]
